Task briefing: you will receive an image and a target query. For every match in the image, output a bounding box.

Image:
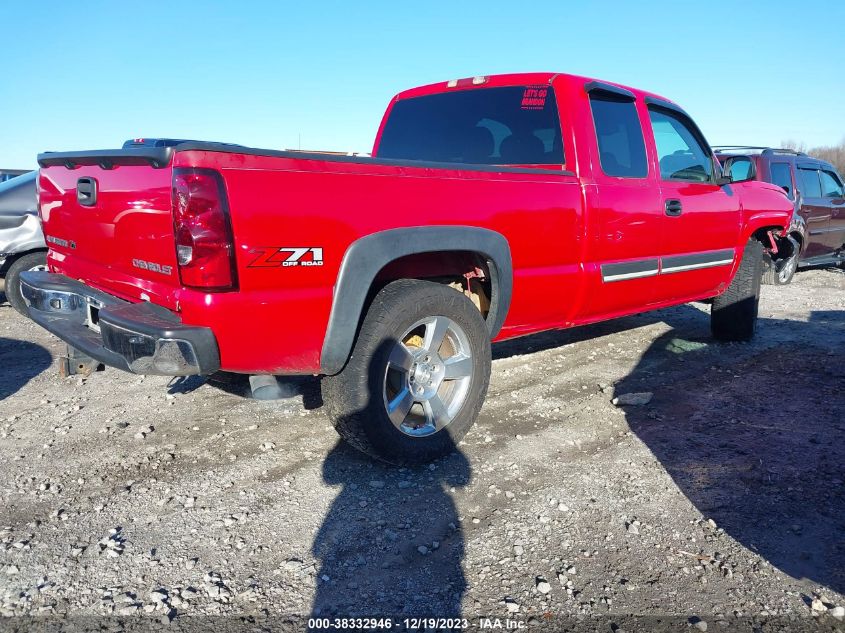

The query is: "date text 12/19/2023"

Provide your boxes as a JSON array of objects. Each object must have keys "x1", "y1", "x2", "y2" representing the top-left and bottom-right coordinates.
[{"x1": 307, "y1": 617, "x2": 528, "y2": 629}]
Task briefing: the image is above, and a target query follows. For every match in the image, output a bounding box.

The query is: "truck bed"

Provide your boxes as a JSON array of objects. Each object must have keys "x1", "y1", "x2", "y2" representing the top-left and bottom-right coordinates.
[{"x1": 38, "y1": 142, "x2": 583, "y2": 373}]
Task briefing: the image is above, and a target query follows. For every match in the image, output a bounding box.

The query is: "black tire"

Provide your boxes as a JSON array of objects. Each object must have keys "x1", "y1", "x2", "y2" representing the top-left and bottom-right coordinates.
[
  {"x1": 762, "y1": 236, "x2": 799, "y2": 286},
  {"x1": 322, "y1": 279, "x2": 491, "y2": 464},
  {"x1": 3, "y1": 251, "x2": 47, "y2": 315},
  {"x1": 711, "y1": 239, "x2": 763, "y2": 342}
]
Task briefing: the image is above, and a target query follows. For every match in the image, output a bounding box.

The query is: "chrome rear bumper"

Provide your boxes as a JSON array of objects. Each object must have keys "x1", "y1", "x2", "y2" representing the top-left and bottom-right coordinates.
[{"x1": 20, "y1": 272, "x2": 220, "y2": 376}]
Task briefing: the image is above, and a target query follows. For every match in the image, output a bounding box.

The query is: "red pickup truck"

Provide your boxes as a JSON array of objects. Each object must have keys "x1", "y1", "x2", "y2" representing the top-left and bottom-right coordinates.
[{"x1": 22, "y1": 72, "x2": 792, "y2": 464}]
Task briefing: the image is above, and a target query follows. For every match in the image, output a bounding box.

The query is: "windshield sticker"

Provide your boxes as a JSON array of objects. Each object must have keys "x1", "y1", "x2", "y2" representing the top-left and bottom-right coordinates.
[{"x1": 521, "y1": 87, "x2": 548, "y2": 110}]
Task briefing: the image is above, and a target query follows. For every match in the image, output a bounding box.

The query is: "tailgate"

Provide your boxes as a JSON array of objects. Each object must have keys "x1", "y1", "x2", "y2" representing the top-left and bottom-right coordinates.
[{"x1": 38, "y1": 154, "x2": 179, "y2": 308}]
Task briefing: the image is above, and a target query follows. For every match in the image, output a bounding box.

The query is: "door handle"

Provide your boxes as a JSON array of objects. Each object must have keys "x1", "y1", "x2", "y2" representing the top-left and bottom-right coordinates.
[{"x1": 665, "y1": 199, "x2": 683, "y2": 216}]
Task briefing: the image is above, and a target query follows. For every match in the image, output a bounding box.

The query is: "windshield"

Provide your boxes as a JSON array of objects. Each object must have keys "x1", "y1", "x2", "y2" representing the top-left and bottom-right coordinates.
[{"x1": 377, "y1": 86, "x2": 564, "y2": 166}]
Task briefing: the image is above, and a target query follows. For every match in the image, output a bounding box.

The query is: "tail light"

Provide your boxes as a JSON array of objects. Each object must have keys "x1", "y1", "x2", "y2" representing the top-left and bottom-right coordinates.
[{"x1": 172, "y1": 168, "x2": 238, "y2": 291}]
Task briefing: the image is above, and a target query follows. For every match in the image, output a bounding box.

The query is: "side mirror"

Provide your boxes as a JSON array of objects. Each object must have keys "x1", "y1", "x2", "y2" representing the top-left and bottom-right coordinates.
[{"x1": 719, "y1": 155, "x2": 757, "y2": 185}]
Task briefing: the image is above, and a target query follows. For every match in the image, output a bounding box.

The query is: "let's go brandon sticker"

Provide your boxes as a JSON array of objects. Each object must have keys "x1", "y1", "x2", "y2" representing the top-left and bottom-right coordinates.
[{"x1": 521, "y1": 86, "x2": 548, "y2": 110}]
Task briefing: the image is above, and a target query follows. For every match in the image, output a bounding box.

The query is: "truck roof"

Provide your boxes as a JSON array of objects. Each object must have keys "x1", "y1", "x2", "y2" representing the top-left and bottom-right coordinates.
[{"x1": 392, "y1": 72, "x2": 675, "y2": 106}]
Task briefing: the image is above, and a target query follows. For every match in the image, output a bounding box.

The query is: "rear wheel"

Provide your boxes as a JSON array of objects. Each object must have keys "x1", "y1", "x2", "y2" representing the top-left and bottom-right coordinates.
[
  {"x1": 711, "y1": 239, "x2": 763, "y2": 342},
  {"x1": 4, "y1": 251, "x2": 47, "y2": 315},
  {"x1": 322, "y1": 279, "x2": 491, "y2": 464}
]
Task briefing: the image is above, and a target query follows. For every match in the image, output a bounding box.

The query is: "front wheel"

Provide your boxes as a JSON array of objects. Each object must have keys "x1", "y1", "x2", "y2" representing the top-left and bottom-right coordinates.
[
  {"x1": 322, "y1": 279, "x2": 491, "y2": 464},
  {"x1": 711, "y1": 239, "x2": 763, "y2": 342},
  {"x1": 4, "y1": 251, "x2": 47, "y2": 315},
  {"x1": 762, "y1": 236, "x2": 800, "y2": 285}
]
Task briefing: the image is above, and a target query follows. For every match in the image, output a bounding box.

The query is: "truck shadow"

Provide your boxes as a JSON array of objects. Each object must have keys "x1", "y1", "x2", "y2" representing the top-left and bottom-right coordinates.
[
  {"x1": 168, "y1": 373, "x2": 325, "y2": 409},
  {"x1": 180, "y1": 297, "x2": 844, "y2": 600},
  {"x1": 491, "y1": 303, "x2": 697, "y2": 362},
  {"x1": 0, "y1": 335, "x2": 52, "y2": 400},
  {"x1": 309, "y1": 340, "x2": 471, "y2": 620},
  {"x1": 613, "y1": 307, "x2": 845, "y2": 595}
]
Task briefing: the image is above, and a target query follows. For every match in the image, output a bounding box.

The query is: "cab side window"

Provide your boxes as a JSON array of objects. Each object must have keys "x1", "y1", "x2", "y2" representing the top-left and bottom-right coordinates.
[
  {"x1": 648, "y1": 108, "x2": 713, "y2": 182},
  {"x1": 820, "y1": 170, "x2": 844, "y2": 198},
  {"x1": 769, "y1": 162, "x2": 794, "y2": 199},
  {"x1": 589, "y1": 94, "x2": 648, "y2": 178},
  {"x1": 798, "y1": 168, "x2": 822, "y2": 198}
]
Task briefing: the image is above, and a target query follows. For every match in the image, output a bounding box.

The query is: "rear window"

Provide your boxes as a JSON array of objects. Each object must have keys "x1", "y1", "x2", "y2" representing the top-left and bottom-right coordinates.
[
  {"x1": 589, "y1": 95, "x2": 648, "y2": 178},
  {"x1": 798, "y1": 167, "x2": 822, "y2": 198},
  {"x1": 377, "y1": 86, "x2": 564, "y2": 166}
]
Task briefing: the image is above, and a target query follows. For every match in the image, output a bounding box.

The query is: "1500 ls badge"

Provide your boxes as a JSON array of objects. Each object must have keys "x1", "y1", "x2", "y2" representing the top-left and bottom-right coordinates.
[
  {"x1": 248, "y1": 247, "x2": 324, "y2": 268},
  {"x1": 132, "y1": 258, "x2": 173, "y2": 275}
]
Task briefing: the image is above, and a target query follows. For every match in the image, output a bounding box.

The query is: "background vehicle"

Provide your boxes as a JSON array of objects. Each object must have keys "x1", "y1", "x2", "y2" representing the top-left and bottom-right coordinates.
[
  {"x1": 0, "y1": 171, "x2": 46, "y2": 313},
  {"x1": 715, "y1": 146, "x2": 845, "y2": 284},
  {"x1": 0, "y1": 169, "x2": 29, "y2": 183},
  {"x1": 22, "y1": 73, "x2": 792, "y2": 464}
]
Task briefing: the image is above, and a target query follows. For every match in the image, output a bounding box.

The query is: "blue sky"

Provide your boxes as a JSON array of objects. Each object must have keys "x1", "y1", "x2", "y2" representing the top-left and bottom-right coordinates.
[{"x1": 1, "y1": 0, "x2": 843, "y2": 168}]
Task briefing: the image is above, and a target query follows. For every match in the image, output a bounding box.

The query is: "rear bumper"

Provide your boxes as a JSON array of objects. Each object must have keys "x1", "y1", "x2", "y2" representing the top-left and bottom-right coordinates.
[{"x1": 20, "y1": 272, "x2": 220, "y2": 376}]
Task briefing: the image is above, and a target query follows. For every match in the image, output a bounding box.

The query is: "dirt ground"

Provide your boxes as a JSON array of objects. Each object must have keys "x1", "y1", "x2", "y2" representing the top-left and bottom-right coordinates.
[{"x1": 0, "y1": 268, "x2": 843, "y2": 632}]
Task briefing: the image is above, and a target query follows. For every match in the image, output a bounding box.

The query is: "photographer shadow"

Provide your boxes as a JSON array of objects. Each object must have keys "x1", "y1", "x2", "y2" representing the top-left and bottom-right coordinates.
[
  {"x1": 310, "y1": 338, "x2": 472, "y2": 621},
  {"x1": 310, "y1": 441, "x2": 471, "y2": 620}
]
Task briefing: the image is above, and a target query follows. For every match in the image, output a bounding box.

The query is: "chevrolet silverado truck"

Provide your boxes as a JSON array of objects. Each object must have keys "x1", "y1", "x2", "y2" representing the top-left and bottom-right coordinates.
[{"x1": 22, "y1": 72, "x2": 793, "y2": 464}]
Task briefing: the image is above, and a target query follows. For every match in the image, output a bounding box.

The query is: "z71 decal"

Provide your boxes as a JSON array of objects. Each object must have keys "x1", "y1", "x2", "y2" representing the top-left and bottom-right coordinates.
[{"x1": 248, "y1": 247, "x2": 324, "y2": 268}]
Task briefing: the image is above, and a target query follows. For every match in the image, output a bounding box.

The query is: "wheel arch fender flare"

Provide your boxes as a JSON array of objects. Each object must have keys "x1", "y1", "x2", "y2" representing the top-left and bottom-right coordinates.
[
  {"x1": 320, "y1": 225, "x2": 513, "y2": 375},
  {"x1": 741, "y1": 212, "x2": 791, "y2": 245},
  {"x1": 0, "y1": 246, "x2": 48, "y2": 275}
]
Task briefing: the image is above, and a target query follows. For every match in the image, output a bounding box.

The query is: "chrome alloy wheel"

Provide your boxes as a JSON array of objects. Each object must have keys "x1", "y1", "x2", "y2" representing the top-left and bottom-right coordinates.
[
  {"x1": 28, "y1": 264, "x2": 48, "y2": 272},
  {"x1": 382, "y1": 315, "x2": 473, "y2": 437}
]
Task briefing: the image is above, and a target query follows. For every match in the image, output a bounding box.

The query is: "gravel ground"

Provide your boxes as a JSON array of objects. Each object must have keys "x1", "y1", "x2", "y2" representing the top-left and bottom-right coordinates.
[{"x1": 0, "y1": 268, "x2": 843, "y2": 632}]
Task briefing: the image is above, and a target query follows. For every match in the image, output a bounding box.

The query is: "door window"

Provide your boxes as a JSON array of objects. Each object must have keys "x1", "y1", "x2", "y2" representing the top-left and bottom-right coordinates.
[
  {"x1": 820, "y1": 170, "x2": 844, "y2": 197},
  {"x1": 589, "y1": 95, "x2": 648, "y2": 178},
  {"x1": 648, "y1": 109, "x2": 713, "y2": 182},
  {"x1": 769, "y1": 162, "x2": 794, "y2": 199},
  {"x1": 798, "y1": 168, "x2": 822, "y2": 198}
]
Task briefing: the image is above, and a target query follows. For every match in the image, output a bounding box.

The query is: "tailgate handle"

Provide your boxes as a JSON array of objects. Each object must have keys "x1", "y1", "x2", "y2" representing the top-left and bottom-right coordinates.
[{"x1": 77, "y1": 177, "x2": 97, "y2": 207}]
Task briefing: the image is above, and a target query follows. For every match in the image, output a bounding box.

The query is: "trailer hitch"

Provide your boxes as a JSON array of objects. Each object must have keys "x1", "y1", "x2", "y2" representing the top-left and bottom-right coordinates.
[{"x1": 58, "y1": 345, "x2": 104, "y2": 378}]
